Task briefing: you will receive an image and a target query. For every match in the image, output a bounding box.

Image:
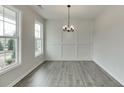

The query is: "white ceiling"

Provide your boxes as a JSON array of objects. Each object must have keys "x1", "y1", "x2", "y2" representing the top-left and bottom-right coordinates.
[{"x1": 33, "y1": 5, "x2": 108, "y2": 20}]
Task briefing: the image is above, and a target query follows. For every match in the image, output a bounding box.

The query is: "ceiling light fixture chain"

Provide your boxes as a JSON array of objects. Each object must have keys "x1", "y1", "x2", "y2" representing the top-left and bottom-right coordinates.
[{"x1": 68, "y1": 5, "x2": 70, "y2": 27}]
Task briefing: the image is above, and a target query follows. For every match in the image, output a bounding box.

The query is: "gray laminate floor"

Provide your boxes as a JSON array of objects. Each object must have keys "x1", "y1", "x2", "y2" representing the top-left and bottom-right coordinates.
[{"x1": 15, "y1": 61, "x2": 122, "y2": 87}]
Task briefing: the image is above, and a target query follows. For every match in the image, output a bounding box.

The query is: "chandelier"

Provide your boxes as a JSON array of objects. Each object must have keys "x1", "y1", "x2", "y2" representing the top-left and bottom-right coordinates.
[{"x1": 62, "y1": 5, "x2": 74, "y2": 32}]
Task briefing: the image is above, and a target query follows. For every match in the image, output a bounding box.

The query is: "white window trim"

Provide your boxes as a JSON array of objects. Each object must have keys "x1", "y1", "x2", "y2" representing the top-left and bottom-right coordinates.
[
  {"x1": 0, "y1": 5, "x2": 22, "y2": 76},
  {"x1": 34, "y1": 20, "x2": 44, "y2": 58}
]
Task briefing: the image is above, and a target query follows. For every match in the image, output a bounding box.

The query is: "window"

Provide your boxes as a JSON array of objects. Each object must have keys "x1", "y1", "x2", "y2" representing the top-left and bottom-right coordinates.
[
  {"x1": 0, "y1": 6, "x2": 21, "y2": 74},
  {"x1": 35, "y1": 21, "x2": 43, "y2": 57}
]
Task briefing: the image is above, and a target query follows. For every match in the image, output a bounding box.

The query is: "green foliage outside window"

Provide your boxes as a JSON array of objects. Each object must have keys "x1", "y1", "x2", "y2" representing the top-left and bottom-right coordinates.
[
  {"x1": 8, "y1": 39, "x2": 14, "y2": 50},
  {"x1": 0, "y1": 41, "x2": 3, "y2": 51}
]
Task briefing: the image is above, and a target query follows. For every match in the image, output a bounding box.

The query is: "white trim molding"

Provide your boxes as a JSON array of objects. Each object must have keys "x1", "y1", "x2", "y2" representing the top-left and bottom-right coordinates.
[{"x1": 7, "y1": 60, "x2": 45, "y2": 87}]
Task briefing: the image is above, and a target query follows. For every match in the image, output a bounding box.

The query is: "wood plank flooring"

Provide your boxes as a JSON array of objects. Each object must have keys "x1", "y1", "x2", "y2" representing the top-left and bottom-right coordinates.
[{"x1": 15, "y1": 61, "x2": 123, "y2": 87}]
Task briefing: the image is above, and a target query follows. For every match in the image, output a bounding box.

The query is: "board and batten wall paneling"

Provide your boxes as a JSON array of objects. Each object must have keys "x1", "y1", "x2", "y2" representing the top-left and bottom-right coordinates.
[{"x1": 45, "y1": 19, "x2": 93, "y2": 60}]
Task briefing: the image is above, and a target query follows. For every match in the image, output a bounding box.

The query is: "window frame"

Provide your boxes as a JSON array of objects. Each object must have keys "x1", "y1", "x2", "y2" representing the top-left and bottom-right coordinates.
[
  {"x1": 0, "y1": 5, "x2": 21, "y2": 75},
  {"x1": 34, "y1": 20, "x2": 43, "y2": 57}
]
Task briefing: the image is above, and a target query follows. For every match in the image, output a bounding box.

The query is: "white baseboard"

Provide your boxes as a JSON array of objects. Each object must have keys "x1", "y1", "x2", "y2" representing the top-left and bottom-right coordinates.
[
  {"x1": 93, "y1": 59, "x2": 124, "y2": 86},
  {"x1": 7, "y1": 60, "x2": 45, "y2": 87},
  {"x1": 46, "y1": 59, "x2": 93, "y2": 62}
]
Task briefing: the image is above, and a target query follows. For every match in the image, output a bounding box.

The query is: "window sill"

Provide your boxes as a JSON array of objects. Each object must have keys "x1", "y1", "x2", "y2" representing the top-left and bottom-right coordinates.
[{"x1": 0, "y1": 62, "x2": 21, "y2": 76}]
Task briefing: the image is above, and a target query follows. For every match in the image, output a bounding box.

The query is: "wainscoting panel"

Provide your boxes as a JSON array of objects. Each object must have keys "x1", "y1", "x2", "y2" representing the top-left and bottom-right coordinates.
[
  {"x1": 45, "y1": 20, "x2": 93, "y2": 60},
  {"x1": 77, "y1": 45, "x2": 91, "y2": 60},
  {"x1": 62, "y1": 45, "x2": 76, "y2": 59}
]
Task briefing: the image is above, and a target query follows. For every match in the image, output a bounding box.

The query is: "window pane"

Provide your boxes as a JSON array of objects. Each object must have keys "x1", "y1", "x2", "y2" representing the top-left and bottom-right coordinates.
[
  {"x1": 5, "y1": 38, "x2": 17, "y2": 66},
  {"x1": 4, "y1": 22, "x2": 16, "y2": 36},
  {"x1": 35, "y1": 39, "x2": 41, "y2": 56},
  {"x1": 5, "y1": 38, "x2": 17, "y2": 52},
  {"x1": 35, "y1": 24, "x2": 41, "y2": 38},
  {"x1": 5, "y1": 51, "x2": 16, "y2": 66},
  {"x1": 4, "y1": 8, "x2": 16, "y2": 24},
  {"x1": 41, "y1": 23, "x2": 43, "y2": 39},
  {"x1": 0, "y1": 38, "x2": 5, "y2": 69},
  {"x1": 0, "y1": 6, "x2": 3, "y2": 20},
  {"x1": 41, "y1": 39, "x2": 43, "y2": 53},
  {"x1": 0, "y1": 53, "x2": 5, "y2": 69},
  {"x1": 0, "y1": 20, "x2": 3, "y2": 36},
  {"x1": 35, "y1": 24, "x2": 40, "y2": 31},
  {"x1": 0, "y1": 38, "x2": 5, "y2": 52},
  {"x1": 35, "y1": 30, "x2": 41, "y2": 38}
]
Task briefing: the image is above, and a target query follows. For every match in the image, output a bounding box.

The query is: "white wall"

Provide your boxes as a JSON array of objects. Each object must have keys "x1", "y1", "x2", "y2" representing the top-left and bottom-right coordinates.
[
  {"x1": 94, "y1": 6, "x2": 124, "y2": 85},
  {"x1": 45, "y1": 19, "x2": 93, "y2": 60},
  {"x1": 0, "y1": 5, "x2": 45, "y2": 87}
]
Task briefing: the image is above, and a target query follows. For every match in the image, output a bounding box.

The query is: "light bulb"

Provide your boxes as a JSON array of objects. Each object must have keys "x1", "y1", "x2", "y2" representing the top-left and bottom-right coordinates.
[
  {"x1": 63, "y1": 25, "x2": 67, "y2": 31},
  {"x1": 70, "y1": 25, "x2": 74, "y2": 32}
]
